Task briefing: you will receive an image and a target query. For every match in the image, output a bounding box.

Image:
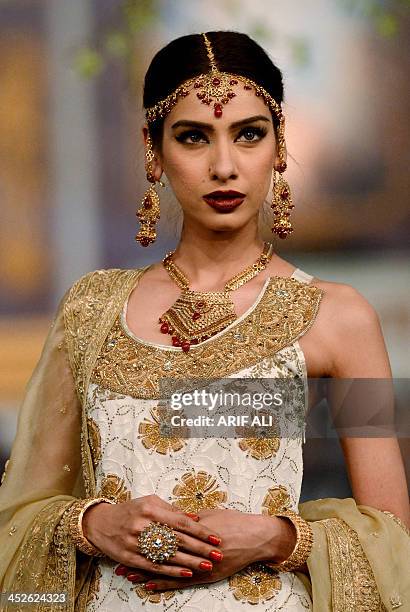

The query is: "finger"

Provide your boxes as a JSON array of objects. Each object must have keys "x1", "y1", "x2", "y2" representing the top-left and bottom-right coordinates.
[
  {"x1": 158, "y1": 512, "x2": 222, "y2": 547},
  {"x1": 177, "y1": 531, "x2": 223, "y2": 563},
  {"x1": 122, "y1": 552, "x2": 196, "y2": 579}
]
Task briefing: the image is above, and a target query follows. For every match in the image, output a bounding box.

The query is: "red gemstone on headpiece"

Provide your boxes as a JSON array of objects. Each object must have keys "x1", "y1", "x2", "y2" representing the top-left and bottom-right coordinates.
[
  {"x1": 194, "y1": 82, "x2": 201, "y2": 88},
  {"x1": 227, "y1": 91, "x2": 236, "y2": 99},
  {"x1": 214, "y1": 103, "x2": 223, "y2": 118},
  {"x1": 281, "y1": 187, "x2": 289, "y2": 199},
  {"x1": 192, "y1": 312, "x2": 201, "y2": 321},
  {"x1": 212, "y1": 77, "x2": 221, "y2": 85},
  {"x1": 196, "y1": 301, "x2": 205, "y2": 308},
  {"x1": 172, "y1": 336, "x2": 182, "y2": 347},
  {"x1": 278, "y1": 161, "x2": 287, "y2": 172},
  {"x1": 140, "y1": 237, "x2": 150, "y2": 247},
  {"x1": 230, "y1": 79, "x2": 238, "y2": 85},
  {"x1": 160, "y1": 322, "x2": 169, "y2": 334},
  {"x1": 197, "y1": 92, "x2": 205, "y2": 100},
  {"x1": 143, "y1": 199, "x2": 152, "y2": 209},
  {"x1": 181, "y1": 341, "x2": 191, "y2": 352},
  {"x1": 244, "y1": 85, "x2": 252, "y2": 90}
]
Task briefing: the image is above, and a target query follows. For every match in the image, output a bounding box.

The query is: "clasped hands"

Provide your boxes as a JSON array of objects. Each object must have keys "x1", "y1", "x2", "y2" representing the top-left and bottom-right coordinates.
[{"x1": 82, "y1": 494, "x2": 296, "y2": 592}]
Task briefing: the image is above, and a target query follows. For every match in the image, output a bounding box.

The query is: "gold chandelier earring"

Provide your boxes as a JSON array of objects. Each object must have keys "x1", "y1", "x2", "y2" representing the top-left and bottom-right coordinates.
[
  {"x1": 135, "y1": 132, "x2": 162, "y2": 247},
  {"x1": 270, "y1": 161, "x2": 294, "y2": 239}
]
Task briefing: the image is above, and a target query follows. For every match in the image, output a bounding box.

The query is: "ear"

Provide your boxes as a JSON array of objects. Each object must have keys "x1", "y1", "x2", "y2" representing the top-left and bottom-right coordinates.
[{"x1": 142, "y1": 125, "x2": 163, "y2": 181}]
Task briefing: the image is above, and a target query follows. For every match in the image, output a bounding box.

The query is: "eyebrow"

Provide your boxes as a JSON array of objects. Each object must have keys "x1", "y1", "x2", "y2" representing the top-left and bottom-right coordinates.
[{"x1": 171, "y1": 115, "x2": 271, "y2": 131}]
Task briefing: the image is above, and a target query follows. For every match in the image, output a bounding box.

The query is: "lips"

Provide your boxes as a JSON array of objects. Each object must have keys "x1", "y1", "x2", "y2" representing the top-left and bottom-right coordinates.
[{"x1": 203, "y1": 190, "x2": 246, "y2": 212}]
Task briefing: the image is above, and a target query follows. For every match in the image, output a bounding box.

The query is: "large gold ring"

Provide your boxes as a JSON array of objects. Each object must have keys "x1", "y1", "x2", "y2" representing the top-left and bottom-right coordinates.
[{"x1": 138, "y1": 521, "x2": 179, "y2": 564}]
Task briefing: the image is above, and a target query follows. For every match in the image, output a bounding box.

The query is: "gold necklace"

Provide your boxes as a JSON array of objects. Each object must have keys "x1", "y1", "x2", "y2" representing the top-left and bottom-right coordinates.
[{"x1": 159, "y1": 242, "x2": 274, "y2": 352}]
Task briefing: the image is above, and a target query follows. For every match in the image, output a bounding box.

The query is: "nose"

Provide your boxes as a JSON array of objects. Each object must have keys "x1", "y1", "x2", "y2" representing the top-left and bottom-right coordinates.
[{"x1": 209, "y1": 139, "x2": 238, "y2": 182}]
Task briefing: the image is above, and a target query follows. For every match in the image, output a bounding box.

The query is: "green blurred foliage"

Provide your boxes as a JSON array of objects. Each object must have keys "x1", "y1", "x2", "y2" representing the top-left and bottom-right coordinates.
[{"x1": 70, "y1": 0, "x2": 408, "y2": 80}]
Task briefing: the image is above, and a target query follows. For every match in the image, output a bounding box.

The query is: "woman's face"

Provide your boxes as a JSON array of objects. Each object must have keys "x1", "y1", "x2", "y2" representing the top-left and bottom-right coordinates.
[{"x1": 146, "y1": 86, "x2": 282, "y2": 234}]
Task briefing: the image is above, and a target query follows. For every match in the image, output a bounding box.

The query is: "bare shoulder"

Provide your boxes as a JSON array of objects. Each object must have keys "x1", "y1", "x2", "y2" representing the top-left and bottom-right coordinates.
[
  {"x1": 311, "y1": 277, "x2": 380, "y2": 329},
  {"x1": 308, "y1": 276, "x2": 390, "y2": 377}
]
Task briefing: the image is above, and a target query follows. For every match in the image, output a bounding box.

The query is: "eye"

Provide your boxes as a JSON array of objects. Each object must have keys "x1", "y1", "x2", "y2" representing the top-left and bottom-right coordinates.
[
  {"x1": 175, "y1": 130, "x2": 207, "y2": 144},
  {"x1": 236, "y1": 126, "x2": 266, "y2": 142}
]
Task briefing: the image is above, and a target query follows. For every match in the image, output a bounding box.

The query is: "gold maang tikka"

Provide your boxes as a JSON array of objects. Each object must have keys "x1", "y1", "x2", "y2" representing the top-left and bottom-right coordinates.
[
  {"x1": 135, "y1": 132, "x2": 163, "y2": 247},
  {"x1": 139, "y1": 32, "x2": 294, "y2": 245}
]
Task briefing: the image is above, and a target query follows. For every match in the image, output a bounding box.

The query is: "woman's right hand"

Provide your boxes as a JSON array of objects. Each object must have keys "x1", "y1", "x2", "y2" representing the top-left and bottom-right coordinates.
[{"x1": 82, "y1": 494, "x2": 223, "y2": 578}]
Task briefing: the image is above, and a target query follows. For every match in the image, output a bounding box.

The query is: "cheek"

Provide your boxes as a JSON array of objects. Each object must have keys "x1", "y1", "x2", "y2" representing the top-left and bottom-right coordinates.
[{"x1": 162, "y1": 147, "x2": 205, "y2": 191}]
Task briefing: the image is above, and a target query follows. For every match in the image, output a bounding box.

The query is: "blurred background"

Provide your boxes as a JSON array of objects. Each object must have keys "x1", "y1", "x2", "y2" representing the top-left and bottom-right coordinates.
[{"x1": 0, "y1": 0, "x2": 409, "y2": 500}]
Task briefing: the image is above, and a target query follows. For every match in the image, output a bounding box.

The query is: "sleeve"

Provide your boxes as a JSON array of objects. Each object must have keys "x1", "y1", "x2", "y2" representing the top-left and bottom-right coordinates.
[{"x1": 0, "y1": 287, "x2": 87, "y2": 607}]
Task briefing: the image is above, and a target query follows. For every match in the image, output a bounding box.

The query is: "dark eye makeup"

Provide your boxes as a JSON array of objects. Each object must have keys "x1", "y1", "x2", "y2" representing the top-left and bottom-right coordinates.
[{"x1": 175, "y1": 125, "x2": 268, "y2": 145}]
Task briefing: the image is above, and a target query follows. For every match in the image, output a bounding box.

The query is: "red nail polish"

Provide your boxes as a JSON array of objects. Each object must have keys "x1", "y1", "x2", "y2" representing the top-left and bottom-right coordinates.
[
  {"x1": 185, "y1": 512, "x2": 200, "y2": 521},
  {"x1": 199, "y1": 561, "x2": 213, "y2": 571},
  {"x1": 145, "y1": 581, "x2": 157, "y2": 590},
  {"x1": 180, "y1": 569, "x2": 193, "y2": 577},
  {"x1": 209, "y1": 550, "x2": 223, "y2": 562},
  {"x1": 115, "y1": 566, "x2": 127, "y2": 576},
  {"x1": 208, "y1": 535, "x2": 221, "y2": 546},
  {"x1": 127, "y1": 573, "x2": 141, "y2": 581}
]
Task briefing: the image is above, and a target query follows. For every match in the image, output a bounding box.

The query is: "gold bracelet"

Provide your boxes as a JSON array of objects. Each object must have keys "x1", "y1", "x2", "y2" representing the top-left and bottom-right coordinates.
[
  {"x1": 66, "y1": 497, "x2": 115, "y2": 556},
  {"x1": 264, "y1": 509, "x2": 313, "y2": 573}
]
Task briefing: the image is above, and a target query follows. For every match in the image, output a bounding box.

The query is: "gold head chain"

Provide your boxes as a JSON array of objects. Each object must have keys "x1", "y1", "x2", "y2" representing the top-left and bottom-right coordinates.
[
  {"x1": 136, "y1": 33, "x2": 293, "y2": 246},
  {"x1": 145, "y1": 32, "x2": 287, "y2": 172}
]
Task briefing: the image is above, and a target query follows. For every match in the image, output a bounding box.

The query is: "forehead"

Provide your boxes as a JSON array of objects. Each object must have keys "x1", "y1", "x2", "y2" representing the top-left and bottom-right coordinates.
[{"x1": 163, "y1": 85, "x2": 272, "y2": 128}]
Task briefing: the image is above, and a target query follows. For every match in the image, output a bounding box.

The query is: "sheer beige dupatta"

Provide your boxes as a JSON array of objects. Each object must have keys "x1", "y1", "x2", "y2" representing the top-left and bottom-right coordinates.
[
  {"x1": 1, "y1": 267, "x2": 408, "y2": 611},
  {"x1": 0, "y1": 269, "x2": 144, "y2": 611}
]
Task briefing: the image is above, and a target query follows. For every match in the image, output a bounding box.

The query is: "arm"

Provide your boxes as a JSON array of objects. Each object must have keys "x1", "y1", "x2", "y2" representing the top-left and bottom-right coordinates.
[{"x1": 326, "y1": 285, "x2": 410, "y2": 528}]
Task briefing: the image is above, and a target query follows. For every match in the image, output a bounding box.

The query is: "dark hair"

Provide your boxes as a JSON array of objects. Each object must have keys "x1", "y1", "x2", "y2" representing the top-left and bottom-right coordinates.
[{"x1": 143, "y1": 31, "x2": 284, "y2": 150}]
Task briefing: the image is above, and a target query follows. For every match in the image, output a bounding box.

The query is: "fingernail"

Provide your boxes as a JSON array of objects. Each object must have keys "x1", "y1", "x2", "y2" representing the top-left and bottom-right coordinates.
[
  {"x1": 208, "y1": 535, "x2": 221, "y2": 546},
  {"x1": 209, "y1": 550, "x2": 223, "y2": 562},
  {"x1": 180, "y1": 569, "x2": 193, "y2": 577},
  {"x1": 115, "y1": 566, "x2": 127, "y2": 576},
  {"x1": 185, "y1": 512, "x2": 200, "y2": 521},
  {"x1": 199, "y1": 561, "x2": 213, "y2": 571},
  {"x1": 127, "y1": 573, "x2": 142, "y2": 581},
  {"x1": 145, "y1": 582, "x2": 157, "y2": 590}
]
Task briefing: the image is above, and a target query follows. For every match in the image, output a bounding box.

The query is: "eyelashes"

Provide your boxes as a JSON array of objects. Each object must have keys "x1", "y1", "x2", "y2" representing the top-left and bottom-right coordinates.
[{"x1": 175, "y1": 125, "x2": 268, "y2": 145}]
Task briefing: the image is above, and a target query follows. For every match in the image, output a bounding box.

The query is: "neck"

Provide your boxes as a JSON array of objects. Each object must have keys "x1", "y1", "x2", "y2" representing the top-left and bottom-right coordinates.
[{"x1": 171, "y1": 223, "x2": 275, "y2": 289}]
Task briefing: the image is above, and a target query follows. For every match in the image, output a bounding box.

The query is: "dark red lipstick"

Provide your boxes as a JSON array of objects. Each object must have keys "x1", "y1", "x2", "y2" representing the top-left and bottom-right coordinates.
[{"x1": 203, "y1": 190, "x2": 246, "y2": 212}]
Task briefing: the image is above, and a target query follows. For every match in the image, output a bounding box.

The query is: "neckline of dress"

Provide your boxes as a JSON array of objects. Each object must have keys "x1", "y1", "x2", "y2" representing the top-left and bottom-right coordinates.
[{"x1": 119, "y1": 266, "x2": 300, "y2": 353}]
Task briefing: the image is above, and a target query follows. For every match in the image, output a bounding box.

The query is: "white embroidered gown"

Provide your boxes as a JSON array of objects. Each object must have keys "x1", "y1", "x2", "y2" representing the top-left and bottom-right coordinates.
[{"x1": 85, "y1": 268, "x2": 321, "y2": 611}]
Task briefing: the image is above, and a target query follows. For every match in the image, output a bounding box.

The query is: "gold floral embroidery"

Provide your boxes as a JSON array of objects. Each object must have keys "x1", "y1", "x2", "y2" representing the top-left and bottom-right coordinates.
[
  {"x1": 229, "y1": 562, "x2": 282, "y2": 604},
  {"x1": 98, "y1": 473, "x2": 131, "y2": 503},
  {"x1": 138, "y1": 406, "x2": 186, "y2": 455},
  {"x1": 86, "y1": 563, "x2": 102, "y2": 605},
  {"x1": 87, "y1": 416, "x2": 102, "y2": 467},
  {"x1": 133, "y1": 584, "x2": 176, "y2": 604},
  {"x1": 90, "y1": 274, "x2": 323, "y2": 400},
  {"x1": 171, "y1": 470, "x2": 227, "y2": 513},
  {"x1": 321, "y1": 518, "x2": 385, "y2": 611},
  {"x1": 237, "y1": 408, "x2": 281, "y2": 460},
  {"x1": 9, "y1": 501, "x2": 77, "y2": 612},
  {"x1": 261, "y1": 485, "x2": 292, "y2": 515},
  {"x1": 64, "y1": 268, "x2": 144, "y2": 497}
]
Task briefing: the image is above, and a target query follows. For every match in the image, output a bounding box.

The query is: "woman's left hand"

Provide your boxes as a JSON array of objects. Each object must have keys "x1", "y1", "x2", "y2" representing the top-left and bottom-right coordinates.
[{"x1": 117, "y1": 508, "x2": 296, "y2": 591}]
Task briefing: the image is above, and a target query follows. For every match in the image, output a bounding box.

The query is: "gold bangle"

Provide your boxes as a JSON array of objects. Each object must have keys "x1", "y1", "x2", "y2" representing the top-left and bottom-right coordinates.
[
  {"x1": 264, "y1": 509, "x2": 313, "y2": 573},
  {"x1": 67, "y1": 497, "x2": 115, "y2": 557}
]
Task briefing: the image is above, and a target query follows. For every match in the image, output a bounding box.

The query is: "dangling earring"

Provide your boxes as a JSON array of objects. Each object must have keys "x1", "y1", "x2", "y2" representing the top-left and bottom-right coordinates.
[
  {"x1": 135, "y1": 132, "x2": 162, "y2": 247},
  {"x1": 270, "y1": 161, "x2": 294, "y2": 239}
]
